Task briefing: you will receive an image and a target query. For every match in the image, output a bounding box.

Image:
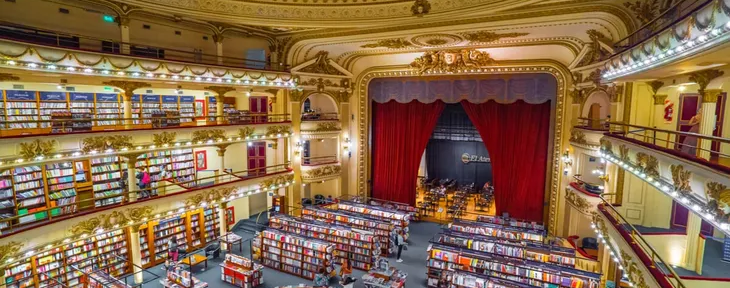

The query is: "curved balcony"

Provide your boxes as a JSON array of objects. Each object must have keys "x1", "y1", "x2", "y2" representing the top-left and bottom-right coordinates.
[{"x1": 301, "y1": 155, "x2": 338, "y2": 167}]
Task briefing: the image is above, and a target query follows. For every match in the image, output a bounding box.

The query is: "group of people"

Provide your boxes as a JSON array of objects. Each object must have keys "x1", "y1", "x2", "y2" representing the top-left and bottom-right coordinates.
[
  {"x1": 119, "y1": 165, "x2": 171, "y2": 199},
  {"x1": 313, "y1": 257, "x2": 356, "y2": 287}
]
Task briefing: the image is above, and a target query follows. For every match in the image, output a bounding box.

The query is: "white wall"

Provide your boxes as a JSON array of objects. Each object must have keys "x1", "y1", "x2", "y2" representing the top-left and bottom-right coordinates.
[{"x1": 304, "y1": 93, "x2": 338, "y2": 114}]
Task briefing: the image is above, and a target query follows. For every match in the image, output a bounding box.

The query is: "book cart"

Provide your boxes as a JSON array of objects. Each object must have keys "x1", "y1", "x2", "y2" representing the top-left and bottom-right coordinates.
[
  {"x1": 302, "y1": 206, "x2": 395, "y2": 255},
  {"x1": 220, "y1": 254, "x2": 264, "y2": 288},
  {"x1": 258, "y1": 228, "x2": 335, "y2": 280},
  {"x1": 269, "y1": 214, "x2": 378, "y2": 270}
]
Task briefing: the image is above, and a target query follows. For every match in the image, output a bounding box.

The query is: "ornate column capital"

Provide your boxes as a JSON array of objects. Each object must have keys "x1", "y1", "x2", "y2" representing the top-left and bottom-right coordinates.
[
  {"x1": 115, "y1": 15, "x2": 131, "y2": 27},
  {"x1": 212, "y1": 33, "x2": 225, "y2": 44},
  {"x1": 689, "y1": 69, "x2": 724, "y2": 95},
  {"x1": 653, "y1": 94, "x2": 668, "y2": 105},
  {"x1": 204, "y1": 86, "x2": 236, "y2": 99},
  {"x1": 646, "y1": 80, "x2": 664, "y2": 96},
  {"x1": 290, "y1": 89, "x2": 305, "y2": 102},
  {"x1": 103, "y1": 80, "x2": 151, "y2": 101},
  {"x1": 0, "y1": 73, "x2": 19, "y2": 82},
  {"x1": 703, "y1": 89, "x2": 723, "y2": 103},
  {"x1": 215, "y1": 143, "x2": 231, "y2": 156}
]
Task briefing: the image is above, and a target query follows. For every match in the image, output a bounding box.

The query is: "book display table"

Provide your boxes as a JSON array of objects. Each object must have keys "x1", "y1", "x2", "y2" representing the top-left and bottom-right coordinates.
[
  {"x1": 160, "y1": 265, "x2": 209, "y2": 288},
  {"x1": 220, "y1": 233, "x2": 244, "y2": 253},
  {"x1": 220, "y1": 254, "x2": 264, "y2": 288},
  {"x1": 87, "y1": 271, "x2": 132, "y2": 288},
  {"x1": 363, "y1": 267, "x2": 407, "y2": 288}
]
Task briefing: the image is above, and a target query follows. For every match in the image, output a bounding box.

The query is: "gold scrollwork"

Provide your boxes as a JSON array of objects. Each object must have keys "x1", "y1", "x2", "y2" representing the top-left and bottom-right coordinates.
[
  {"x1": 569, "y1": 129, "x2": 587, "y2": 145},
  {"x1": 266, "y1": 125, "x2": 292, "y2": 136},
  {"x1": 635, "y1": 152, "x2": 659, "y2": 179},
  {"x1": 70, "y1": 206, "x2": 154, "y2": 235},
  {"x1": 299, "y1": 51, "x2": 345, "y2": 76},
  {"x1": 303, "y1": 165, "x2": 342, "y2": 180},
  {"x1": 152, "y1": 132, "x2": 177, "y2": 147},
  {"x1": 670, "y1": 164, "x2": 692, "y2": 194},
  {"x1": 460, "y1": 30, "x2": 529, "y2": 44},
  {"x1": 619, "y1": 250, "x2": 651, "y2": 288},
  {"x1": 315, "y1": 122, "x2": 341, "y2": 132},
  {"x1": 81, "y1": 135, "x2": 133, "y2": 152},
  {"x1": 410, "y1": 49, "x2": 496, "y2": 74},
  {"x1": 18, "y1": 139, "x2": 58, "y2": 159},
  {"x1": 238, "y1": 127, "x2": 255, "y2": 139},
  {"x1": 184, "y1": 187, "x2": 236, "y2": 207},
  {"x1": 0, "y1": 241, "x2": 24, "y2": 264},
  {"x1": 361, "y1": 39, "x2": 413, "y2": 49},
  {"x1": 261, "y1": 174, "x2": 295, "y2": 188},
  {"x1": 706, "y1": 182, "x2": 730, "y2": 221},
  {"x1": 191, "y1": 129, "x2": 227, "y2": 143},
  {"x1": 600, "y1": 139, "x2": 613, "y2": 154},
  {"x1": 618, "y1": 144, "x2": 630, "y2": 162},
  {"x1": 0, "y1": 73, "x2": 20, "y2": 82},
  {"x1": 565, "y1": 188, "x2": 593, "y2": 214}
]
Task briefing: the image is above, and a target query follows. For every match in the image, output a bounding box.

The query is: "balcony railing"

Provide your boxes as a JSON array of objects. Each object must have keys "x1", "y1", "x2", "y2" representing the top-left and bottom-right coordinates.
[
  {"x1": 302, "y1": 155, "x2": 338, "y2": 166},
  {"x1": 301, "y1": 112, "x2": 339, "y2": 121},
  {"x1": 570, "y1": 177, "x2": 603, "y2": 196},
  {"x1": 0, "y1": 163, "x2": 291, "y2": 237},
  {"x1": 612, "y1": 0, "x2": 713, "y2": 53},
  {"x1": 0, "y1": 22, "x2": 289, "y2": 72},
  {"x1": 576, "y1": 117, "x2": 609, "y2": 131},
  {"x1": 0, "y1": 114, "x2": 291, "y2": 138},
  {"x1": 598, "y1": 198, "x2": 687, "y2": 288},
  {"x1": 606, "y1": 122, "x2": 730, "y2": 172}
]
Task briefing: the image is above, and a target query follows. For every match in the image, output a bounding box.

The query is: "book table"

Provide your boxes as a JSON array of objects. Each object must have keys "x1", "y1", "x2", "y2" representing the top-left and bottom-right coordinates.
[
  {"x1": 160, "y1": 265, "x2": 208, "y2": 288},
  {"x1": 220, "y1": 254, "x2": 264, "y2": 288},
  {"x1": 362, "y1": 267, "x2": 407, "y2": 288},
  {"x1": 220, "y1": 233, "x2": 243, "y2": 253}
]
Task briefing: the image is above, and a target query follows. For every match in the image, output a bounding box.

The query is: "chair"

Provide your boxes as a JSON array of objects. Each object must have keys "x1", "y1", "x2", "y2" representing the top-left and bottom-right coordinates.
[{"x1": 205, "y1": 242, "x2": 221, "y2": 259}]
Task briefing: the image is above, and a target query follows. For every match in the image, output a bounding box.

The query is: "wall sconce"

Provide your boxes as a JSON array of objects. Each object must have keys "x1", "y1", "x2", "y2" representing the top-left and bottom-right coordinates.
[
  {"x1": 561, "y1": 149, "x2": 572, "y2": 174},
  {"x1": 294, "y1": 141, "x2": 303, "y2": 157},
  {"x1": 343, "y1": 137, "x2": 351, "y2": 158}
]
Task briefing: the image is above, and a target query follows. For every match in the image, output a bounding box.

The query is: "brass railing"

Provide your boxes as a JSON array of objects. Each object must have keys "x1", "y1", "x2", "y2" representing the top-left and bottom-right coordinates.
[
  {"x1": 301, "y1": 155, "x2": 338, "y2": 166},
  {"x1": 576, "y1": 117, "x2": 610, "y2": 131},
  {"x1": 0, "y1": 163, "x2": 291, "y2": 237},
  {"x1": 0, "y1": 114, "x2": 291, "y2": 137},
  {"x1": 606, "y1": 122, "x2": 730, "y2": 166},
  {"x1": 599, "y1": 197, "x2": 687, "y2": 288},
  {"x1": 301, "y1": 112, "x2": 339, "y2": 121},
  {"x1": 0, "y1": 21, "x2": 289, "y2": 71},
  {"x1": 571, "y1": 176, "x2": 603, "y2": 196}
]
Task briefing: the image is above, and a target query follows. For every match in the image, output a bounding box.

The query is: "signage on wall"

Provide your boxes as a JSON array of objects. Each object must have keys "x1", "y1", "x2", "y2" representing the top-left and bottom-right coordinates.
[
  {"x1": 664, "y1": 99, "x2": 674, "y2": 123},
  {"x1": 461, "y1": 153, "x2": 491, "y2": 164}
]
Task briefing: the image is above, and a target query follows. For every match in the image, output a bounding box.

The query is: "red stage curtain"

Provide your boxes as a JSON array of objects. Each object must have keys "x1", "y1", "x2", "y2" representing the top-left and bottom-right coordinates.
[
  {"x1": 372, "y1": 100, "x2": 445, "y2": 205},
  {"x1": 461, "y1": 100, "x2": 551, "y2": 222}
]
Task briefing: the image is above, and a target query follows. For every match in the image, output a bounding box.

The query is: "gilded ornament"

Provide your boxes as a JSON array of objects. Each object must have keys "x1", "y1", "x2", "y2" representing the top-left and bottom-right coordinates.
[
  {"x1": 606, "y1": 84, "x2": 623, "y2": 103},
  {"x1": 299, "y1": 51, "x2": 345, "y2": 76},
  {"x1": 706, "y1": 182, "x2": 730, "y2": 221},
  {"x1": 361, "y1": 39, "x2": 413, "y2": 49},
  {"x1": 624, "y1": 0, "x2": 661, "y2": 25},
  {"x1": 290, "y1": 90, "x2": 305, "y2": 102},
  {"x1": 670, "y1": 164, "x2": 692, "y2": 194},
  {"x1": 619, "y1": 144, "x2": 630, "y2": 162},
  {"x1": 0, "y1": 73, "x2": 20, "y2": 82},
  {"x1": 81, "y1": 135, "x2": 133, "y2": 152},
  {"x1": 184, "y1": 187, "x2": 236, "y2": 207},
  {"x1": 569, "y1": 129, "x2": 588, "y2": 145},
  {"x1": 587, "y1": 69, "x2": 603, "y2": 86},
  {"x1": 411, "y1": 0, "x2": 431, "y2": 17},
  {"x1": 600, "y1": 139, "x2": 613, "y2": 154},
  {"x1": 688, "y1": 69, "x2": 724, "y2": 95},
  {"x1": 266, "y1": 125, "x2": 292, "y2": 135},
  {"x1": 18, "y1": 139, "x2": 57, "y2": 159},
  {"x1": 572, "y1": 72, "x2": 584, "y2": 84},
  {"x1": 238, "y1": 127, "x2": 255, "y2": 139},
  {"x1": 703, "y1": 89, "x2": 723, "y2": 103},
  {"x1": 646, "y1": 80, "x2": 664, "y2": 95},
  {"x1": 102, "y1": 81, "x2": 150, "y2": 100},
  {"x1": 619, "y1": 250, "x2": 651, "y2": 288},
  {"x1": 303, "y1": 165, "x2": 342, "y2": 180},
  {"x1": 152, "y1": 132, "x2": 177, "y2": 147},
  {"x1": 653, "y1": 94, "x2": 668, "y2": 105},
  {"x1": 0, "y1": 241, "x2": 24, "y2": 264},
  {"x1": 635, "y1": 152, "x2": 659, "y2": 179},
  {"x1": 565, "y1": 188, "x2": 593, "y2": 213},
  {"x1": 425, "y1": 39, "x2": 448, "y2": 46},
  {"x1": 410, "y1": 49, "x2": 496, "y2": 75},
  {"x1": 577, "y1": 30, "x2": 612, "y2": 67},
  {"x1": 569, "y1": 89, "x2": 586, "y2": 105},
  {"x1": 261, "y1": 174, "x2": 295, "y2": 188},
  {"x1": 459, "y1": 30, "x2": 529, "y2": 44},
  {"x1": 191, "y1": 129, "x2": 227, "y2": 143},
  {"x1": 70, "y1": 206, "x2": 154, "y2": 235},
  {"x1": 315, "y1": 122, "x2": 341, "y2": 132}
]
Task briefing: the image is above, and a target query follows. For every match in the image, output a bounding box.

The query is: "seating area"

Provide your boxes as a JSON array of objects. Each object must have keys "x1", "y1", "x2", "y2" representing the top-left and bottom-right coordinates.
[{"x1": 416, "y1": 178, "x2": 495, "y2": 222}]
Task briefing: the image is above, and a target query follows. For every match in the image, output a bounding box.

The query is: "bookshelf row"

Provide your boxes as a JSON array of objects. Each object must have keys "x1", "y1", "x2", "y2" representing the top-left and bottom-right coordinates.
[
  {"x1": 0, "y1": 90, "x2": 196, "y2": 134},
  {"x1": 258, "y1": 229, "x2": 335, "y2": 280},
  {"x1": 220, "y1": 254, "x2": 264, "y2": 288},
  {"x1": 1, "y1": 150, "x2": 196, "y2": 233},
  {"x1": 347, "y1": 197, "x2": 419, "y2": 221},
  {"x1": 302, "y1": 206, "x2": 394, "y2": 254},
  {"x1": 335, "y1": 201, "x2": 411, "y2": 228},
  {"x1": 448, "y1": 220, "x2": 545, "y2": 244},
  {"x1": 139, "y1": 206, "x2": 223, "y2": 268},
  {"x1": 476, "y1": 215, "x2": 545, "y2": 232},
  {"x1": 269, "y1": 214, "x2": 379, "y2": 270},
  {"x1": 3, "y1": 229, "x2": 131, "y2": 288}
]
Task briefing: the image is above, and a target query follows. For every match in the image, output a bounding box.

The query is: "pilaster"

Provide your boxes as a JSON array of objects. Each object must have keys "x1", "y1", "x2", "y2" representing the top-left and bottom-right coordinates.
[
  {"x1": 698, "y1": 89, "x2": 722, "y2": 159},
  {"x1": 219, "y1": 202, "x2": 229, "y2": 250},
  {"x1": 116, "y1": 16, "x2": 131, "y2": 55},
  {"x1": 128, "y1": 225, "x2": 143, "y2": 283},
  {"x1": 683, "y1": 213, "x2": 702, "y2": 272},
  {"x1": 289, "y1": 90, "x2": 303, "y2": 211},
  {"x1": 103, "y1": 81, "x2": 151, "y2": 129}
]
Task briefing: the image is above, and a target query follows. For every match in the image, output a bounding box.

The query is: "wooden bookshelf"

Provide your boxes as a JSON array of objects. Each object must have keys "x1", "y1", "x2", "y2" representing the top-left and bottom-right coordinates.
[
  {"x1": 302, "y1": 206, "x2": 393, "y2": 254},
  {"x1": 448, "y1": 220, "x2": 545, "y2": 244},
  {"x1": 179, "y1": 96, "x2": 196, "y2": 126},
  {"x1": 335, "y1": 201, "x2": 410, "y2": 228},
  {"x1": 259, "y1": 229, "x2": 335, "y2": 280},
  {"x1": 269, "y1": 214, "x2": 378, "y2": 270},
  {"x1": 220, "y1": 254, "x2": 264, "y2": 288},
  {"x1": 94, "y1": 93, "x2": 122, "y2": 129}
]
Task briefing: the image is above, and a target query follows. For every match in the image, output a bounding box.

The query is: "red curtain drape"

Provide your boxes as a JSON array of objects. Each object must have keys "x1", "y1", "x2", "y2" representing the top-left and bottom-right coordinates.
[
  {"x1": 372, "y1": 100, "x2": 445, "y2": 205},
  {"x1": 461, "y1": 100, "x2": 551, "y2": 222}
]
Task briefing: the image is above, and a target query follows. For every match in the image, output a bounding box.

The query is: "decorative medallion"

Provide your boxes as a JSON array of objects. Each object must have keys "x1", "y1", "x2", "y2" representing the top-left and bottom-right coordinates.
[
  {"x1": 600, "y1": 139, "x2": 613, "y2": 154},
  {"x1": 70, "y1": 206, "x2": 154, "y2": 235},
  {"x1": 152, "y1": 132, "x2": 177, "y2": 147},
  {"x1": 266, "y1": 125, "x2": 292, "y2": 135},
  {"x1": 411, "y1": 0, "x2": 431, "y2": 17},
  {"x1": 670, "y1": 164, "x2": 692, "y2": 194},
  {"x1": 569, "y1": 129, "x2": 588, "y2": 145},
  {"x1": 706, "y1": 182, "x2": 730, "y2": 221},
  {"x1": 361, "y1": 39, "x2": 413, "y2": 49},
  {"x1": 18, "y1": 139, "x2": 58, "y2": 159},
  {"x1": 303, "y1": 165, "x2": 342, "y2": 180},
  {"x1": 411, "y1": 34, "x2": 463, "y2": 47},
  {"x1": 81, "y1": 135, "x2": 133, "y2": 152},
  {"x1": 238, "y1": 127, "x2": 255, "y2": 139},
  {"x1": 459, "y1": 30, "x2": 529, "y2": 44},
  {"x1": 410, "y1": 49, "x2": 496, "y2": 74},
  {"x1": 618, "y1": 144, "x2": 630, "y2": 162},
  {"x1": 565, "y1": 188, "x2": 593, "y2": 214},
  {"x1": 191, "y1": 129, "x2": 227, "y2": 143},
  {"x1": 635, "y1": 152, "x2": 659, "y2": 179}
]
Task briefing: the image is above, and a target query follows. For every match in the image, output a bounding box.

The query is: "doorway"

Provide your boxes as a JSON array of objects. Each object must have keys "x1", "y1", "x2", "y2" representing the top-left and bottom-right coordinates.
[{"x1": 247, "y1": 141, "x2": 266, "y2": 176}]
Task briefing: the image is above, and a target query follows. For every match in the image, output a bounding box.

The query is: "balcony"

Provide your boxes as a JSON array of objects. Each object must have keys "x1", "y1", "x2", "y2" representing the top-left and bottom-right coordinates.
[
  {"x1": 602, "y1": 0, "x2": 728, "y2": 81},
  {"x1": 302, "y1": 155, "x2": 338, "y2": 167}
]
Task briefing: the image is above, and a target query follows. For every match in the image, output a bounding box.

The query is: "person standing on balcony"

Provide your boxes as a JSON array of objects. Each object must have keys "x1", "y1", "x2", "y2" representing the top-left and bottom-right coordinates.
[{"x1": 681, "y1": 108, "x2": 702, "y2": 156}]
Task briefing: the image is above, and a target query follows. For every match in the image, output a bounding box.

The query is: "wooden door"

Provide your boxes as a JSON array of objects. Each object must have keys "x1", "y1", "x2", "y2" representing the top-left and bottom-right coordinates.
[
  {"x1": 711, "y1": 93, "x2": 726, "y2": 159},
  {"x1": 247, "y1": 142, "x2": 266, "y2": 176},
  {"x1": 249, "y1": 96, "x2": 268, "y2": 123},
  {"x1": 588, "y1": 103, "x2": 601, "y2": 129},
  {"x1": 675, "y1": 94, "x2": 700, "y2": 150}
]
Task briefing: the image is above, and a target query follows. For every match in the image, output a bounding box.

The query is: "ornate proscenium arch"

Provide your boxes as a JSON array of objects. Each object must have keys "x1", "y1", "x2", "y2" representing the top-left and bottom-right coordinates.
[{"x1": 356, "y1": 62, "x2": 570, "y2": 235}]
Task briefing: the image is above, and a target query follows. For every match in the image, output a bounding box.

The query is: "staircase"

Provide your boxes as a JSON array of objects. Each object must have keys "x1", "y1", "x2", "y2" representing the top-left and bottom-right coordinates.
[{"x1": 234, "y1": 211, "x2": 269, "y2": 234}]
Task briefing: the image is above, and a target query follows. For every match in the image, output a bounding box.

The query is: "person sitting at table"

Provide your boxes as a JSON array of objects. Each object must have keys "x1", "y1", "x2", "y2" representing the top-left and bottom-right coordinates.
[{"x1": 313, "y1": 267, "x2": 329, "y2": 287}]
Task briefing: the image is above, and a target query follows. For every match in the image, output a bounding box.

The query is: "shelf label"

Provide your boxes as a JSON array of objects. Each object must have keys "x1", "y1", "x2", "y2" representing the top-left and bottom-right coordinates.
[
  {"x1": 180, "y1": 96, "x2": 195, "y2": 103},
  {"x1": 208, "y1": 96, "x2": 216, "y2": 103},
  {"x1": 723, "y1": 237, "x2": 730, "y2": 263},
  {"x1": 142, "y1": 95, "x2": 160, "y2": 102},
  {"x1": 95, "y1": 93, "x2": 119, "y2": 102},
  {"x1": 5, "y1": 90, "x2": 38, "y2": 101},
  {"x1": 132, "y1": 94, "x2": 141, "y2": 102},
  {"x1": 162, "y1": 95, "x2": 179, "y2": 103},
  {"x1": 70, "y1": 92, "x2": 94, "y2": 101},
  {"x1": 40, "y1": 91, "x2": 68, "y2": 101}
]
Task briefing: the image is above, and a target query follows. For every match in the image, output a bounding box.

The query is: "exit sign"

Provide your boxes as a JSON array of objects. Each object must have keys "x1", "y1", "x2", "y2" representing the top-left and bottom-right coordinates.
[{"x1": 102, "y1": 15, "x2": 115, "y2": 23}]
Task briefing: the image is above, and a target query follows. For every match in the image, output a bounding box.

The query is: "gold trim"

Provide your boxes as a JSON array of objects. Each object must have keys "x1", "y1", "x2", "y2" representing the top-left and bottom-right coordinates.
[
  {"x1": 81, "y1": 135, "x2": 134, "y2": 152},
  {"x1": 0, "y1": 242, "x2": 24, "y2": 264},
  {"x1": 635, "y1": 152, "x2": 659, "y2": 179},
  {"x1": 238, "y1": 127, "x2": 255, "y2": 139},
  {"x1": 70, "y1": 206, "x2": 155, "y2": 235},
  {"x1": 18, "y1": 139, "x2": 58, "y2": 159},
  {"x1": 569, "y1": 129, "x2": 588, "y2": 145},
  {"x1": 670, "y1": 164, "x2": 692, "y2": 194},
  {"x1": 191, "y1": 129, "x2": 227, "y2": 142},
  {"x1": 565, "y1": 187, "x2": 593, "y2": 214},
  {"x1": 152, "y1": 132, "x2": 177, "y2": 147}
]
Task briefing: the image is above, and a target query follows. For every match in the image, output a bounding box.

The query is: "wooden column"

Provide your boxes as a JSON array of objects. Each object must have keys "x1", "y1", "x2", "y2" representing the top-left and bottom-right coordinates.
[{"x1": 204, "y1": 86, "x2": 236, "y2": 125}]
